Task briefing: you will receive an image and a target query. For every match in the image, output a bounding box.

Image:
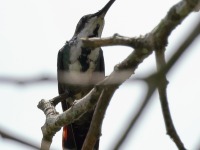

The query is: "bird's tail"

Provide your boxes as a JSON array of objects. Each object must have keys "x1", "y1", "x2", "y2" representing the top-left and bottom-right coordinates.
[{"x1": 62, "y1": 124, "x2": 77, "y2": 150}]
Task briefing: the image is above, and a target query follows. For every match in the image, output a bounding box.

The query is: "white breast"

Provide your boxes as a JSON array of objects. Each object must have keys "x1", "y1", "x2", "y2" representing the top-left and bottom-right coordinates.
[
  {"x1": 68, "y1": 39, "x2": 100, "y2": 72},
  {"x1": 87, "y1": 48, "x2": 100, "y2": 72}
]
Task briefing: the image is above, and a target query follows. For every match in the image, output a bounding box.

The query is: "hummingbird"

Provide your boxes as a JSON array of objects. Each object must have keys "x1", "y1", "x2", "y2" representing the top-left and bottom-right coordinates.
[{"x1": 57, "y1": 0, "x2": 115, "y2": 149}]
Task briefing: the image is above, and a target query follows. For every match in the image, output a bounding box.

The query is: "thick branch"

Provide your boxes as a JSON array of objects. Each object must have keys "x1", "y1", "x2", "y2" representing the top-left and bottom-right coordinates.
[
  {"x1": 38, "y1": 88, "x2": 102, "y2": 149},
  {"x1": 82, "y1": 34, "x2": 143, "y2": 48},
  {"x1": 82, "y1": 87, "x2": 117, "y2": 150}
]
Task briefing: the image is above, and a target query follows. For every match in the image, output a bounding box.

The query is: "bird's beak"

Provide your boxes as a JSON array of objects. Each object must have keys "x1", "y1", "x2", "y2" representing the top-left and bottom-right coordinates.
[{"x1": 93, "y1": 0, "x2": 115, "y2": 18}]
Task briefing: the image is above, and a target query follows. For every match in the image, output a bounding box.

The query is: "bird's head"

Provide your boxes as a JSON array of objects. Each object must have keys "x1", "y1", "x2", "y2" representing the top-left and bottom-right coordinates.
[{"x1": 73, "y1": 0, "x2": 115, "y2": 39}]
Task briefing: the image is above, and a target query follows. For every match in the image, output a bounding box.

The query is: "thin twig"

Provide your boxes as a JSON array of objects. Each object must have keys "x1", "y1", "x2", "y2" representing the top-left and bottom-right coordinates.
[
  {"x1": 0, "y1": 127, "x2": 39, "y2": 149},
  {"x1": 155, "y1": 48, "x2": 186, "y2": 150},
  {"x1": 114, "y1": 81, "x2": 156, "y2": 149},
  {"x1": 50, "y1": 92, "x2": 69, "y2": 106},
  {"x1": 0, "y1": 75, "x2": 56, "y2": 85}
]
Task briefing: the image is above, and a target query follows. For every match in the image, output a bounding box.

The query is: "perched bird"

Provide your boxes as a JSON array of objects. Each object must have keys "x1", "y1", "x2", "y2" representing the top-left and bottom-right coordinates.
[{"x1": 57, "y1": 0, "x2": 115, "y2": 149}]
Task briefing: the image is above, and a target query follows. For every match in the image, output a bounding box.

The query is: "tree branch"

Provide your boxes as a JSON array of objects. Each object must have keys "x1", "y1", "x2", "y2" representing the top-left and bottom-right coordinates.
[
  {"x1": 114, "y1": 80, "x2": 156, "y2": 149},
  {"x1": 38, "y1": 0, "x2": 200, "y2": 149},
  {"x1": 114, "y1": 18, "x2": 200, "y2": 149},
  {"x1": 0, "y1": 75, "x2": 56, "y2": 85},
  {"x1": 82, "y1": 0, "x2": 199, "y2": 50},
  {"x1": 155, "y1": 48, "x2": 186, "y2": 149},
  {"x1": 82, "y1": 86, "x2": 117, "y2": 150},
  {"x1": 38, "y1": 87, "x2": 103, "y2": 149},
  {"x1": 0, "y1": 127, "x2": 39, "y2": 149},
  {"x1": 81, "y1": 0, "x2": 200, "y2": 149}
]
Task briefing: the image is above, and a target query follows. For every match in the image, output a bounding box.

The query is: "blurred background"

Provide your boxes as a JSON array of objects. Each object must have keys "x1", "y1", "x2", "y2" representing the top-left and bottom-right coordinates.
[{"x1": 0, "y1": 0, "x2": 200, "y2": 149}]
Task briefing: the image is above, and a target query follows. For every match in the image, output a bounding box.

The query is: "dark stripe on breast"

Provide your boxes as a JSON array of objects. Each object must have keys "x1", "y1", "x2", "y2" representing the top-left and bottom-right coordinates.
[
  {"x1": 78, "y1": 47, "x2": 91, "y2": 72},
  {"x1": 88, "y1": 24, "x2": 100, "y2": 38}
]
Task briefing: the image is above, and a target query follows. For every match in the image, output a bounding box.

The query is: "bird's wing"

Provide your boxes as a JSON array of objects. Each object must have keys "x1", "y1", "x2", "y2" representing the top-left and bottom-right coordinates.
[
  {"x1": 57, "y1": 42, "x2": 77, "y2": 149},
  {"x1": 57, "y1": 42, "x2": 70, "y2": 95},
  {"x1": 93, "y1": 48, "x2": 105, "y2": 82},
  {"x1": 96, "y1": 48, "x2": 105, "y2": 74}
]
